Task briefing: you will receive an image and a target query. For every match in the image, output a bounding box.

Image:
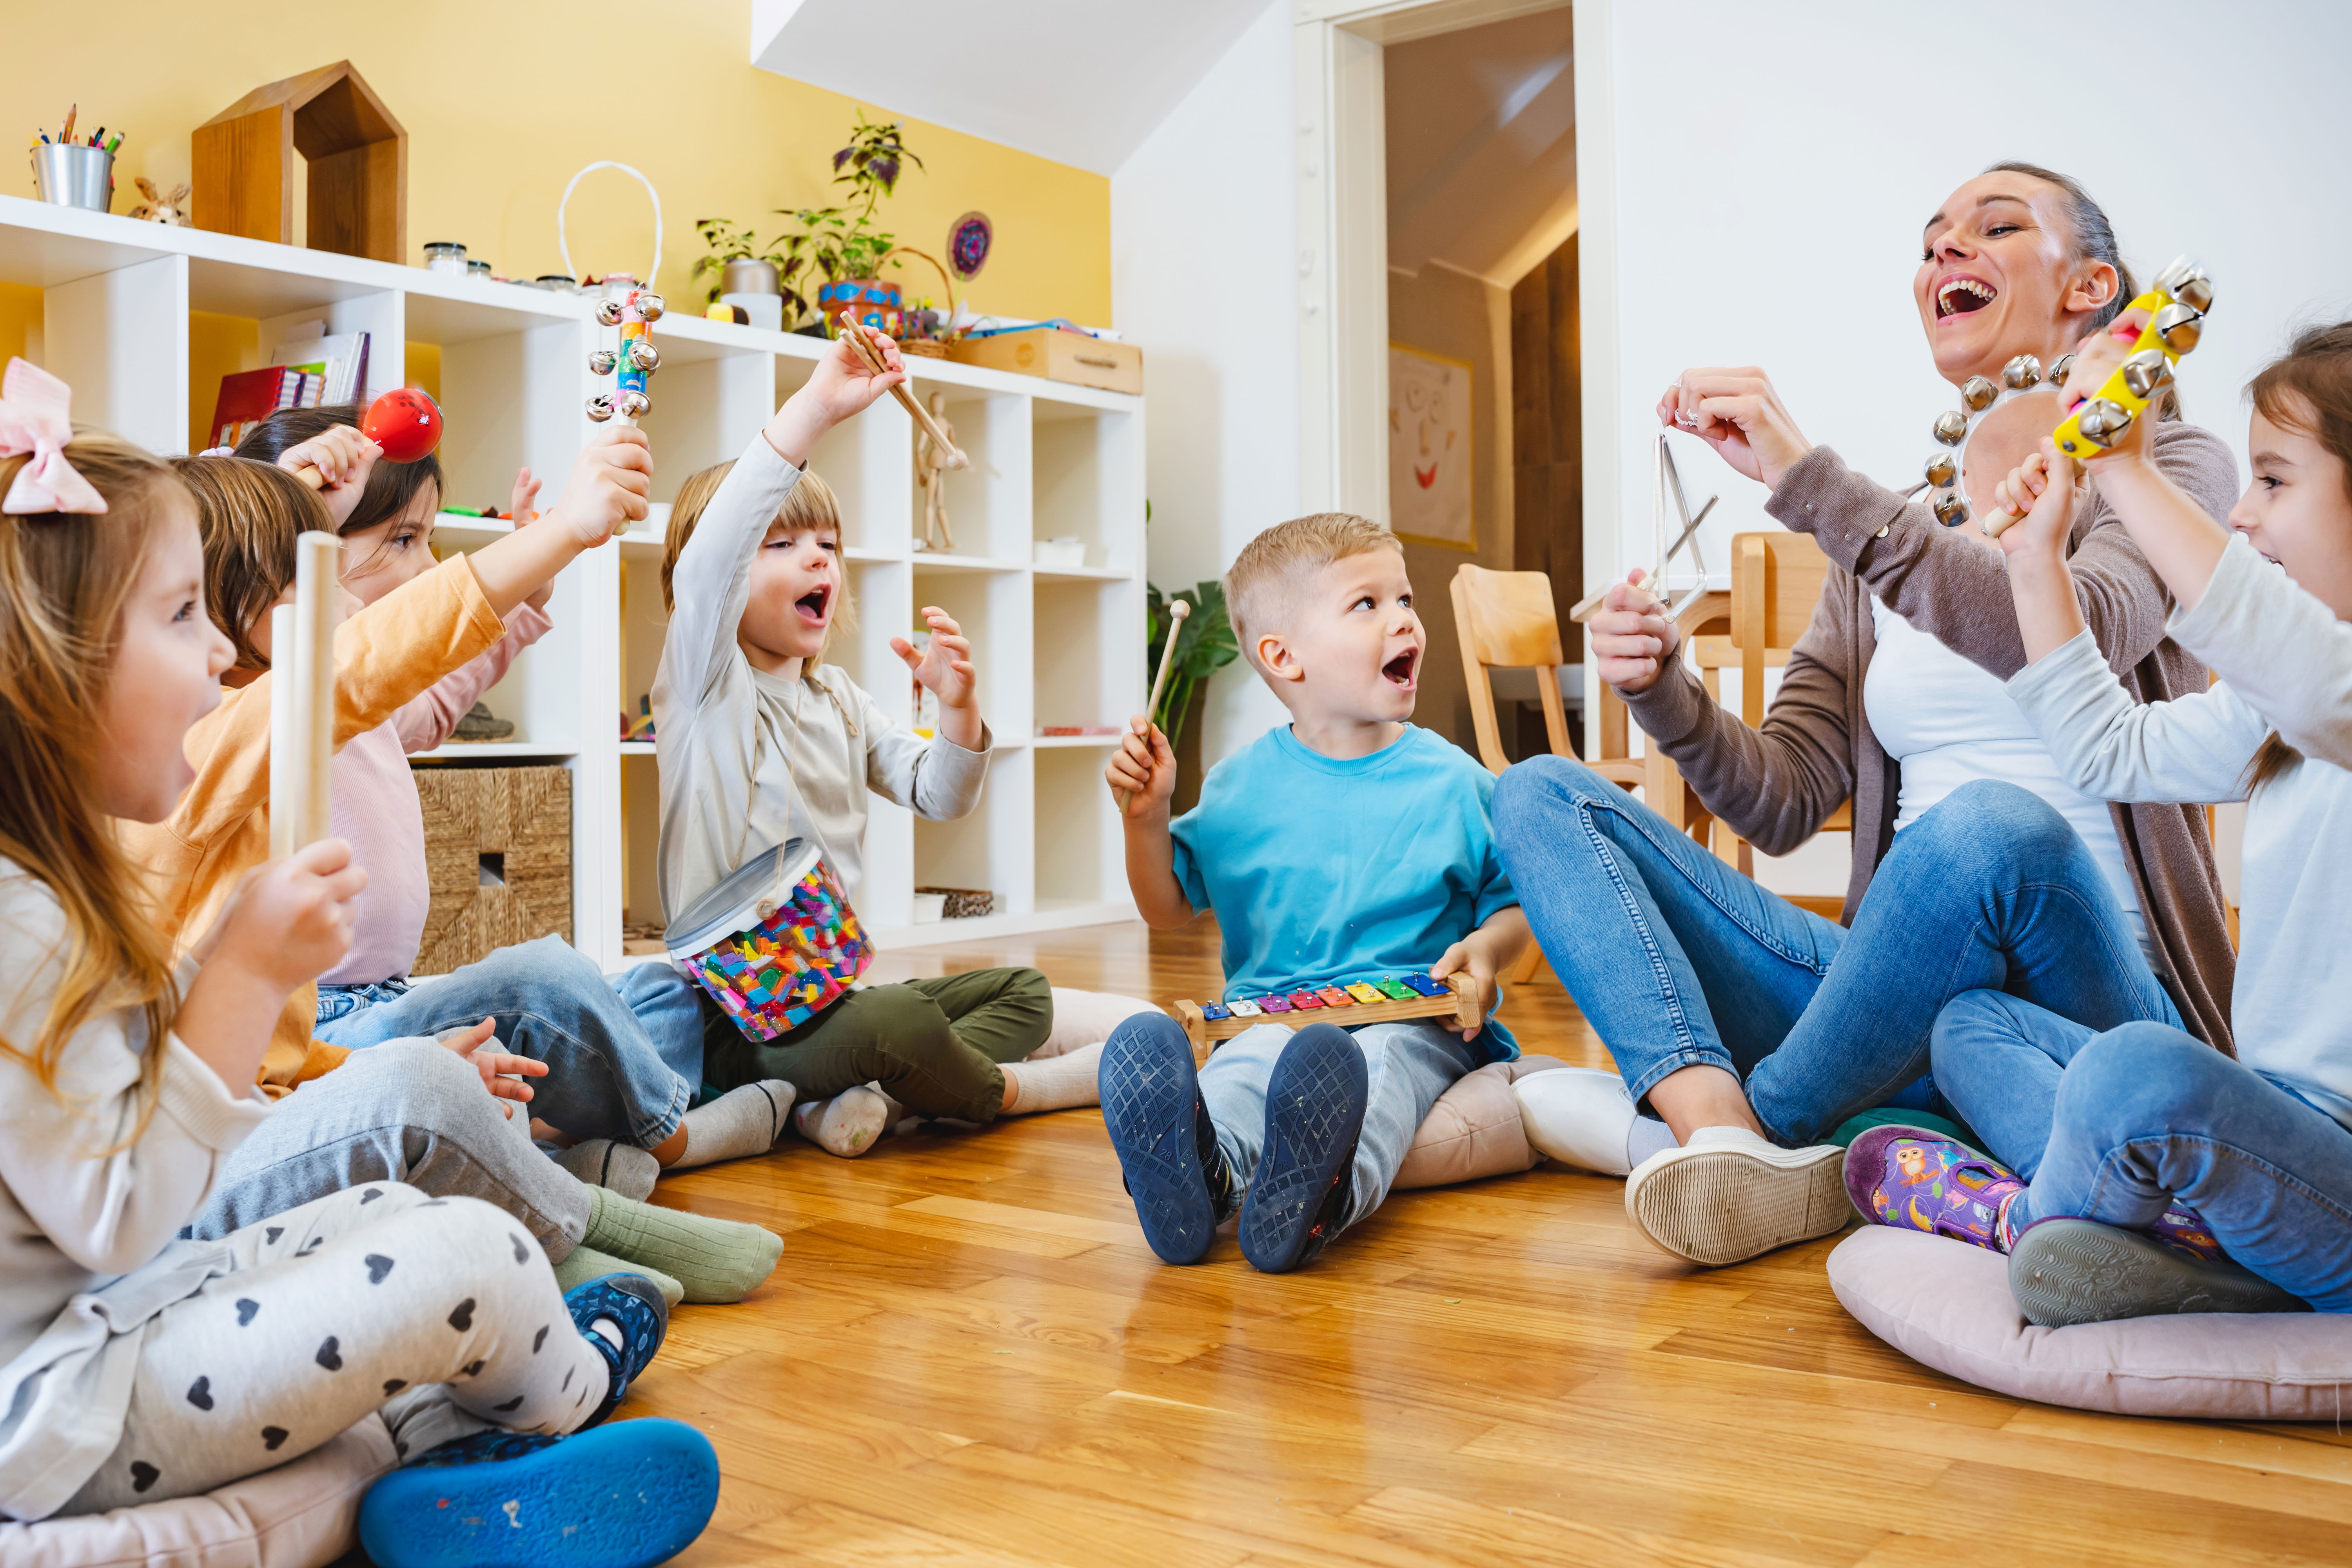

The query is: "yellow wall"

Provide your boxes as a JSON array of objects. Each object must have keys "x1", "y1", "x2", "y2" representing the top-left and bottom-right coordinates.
[{"x1": 13, "y1": 0, "x2": 1109, "y2": 326}]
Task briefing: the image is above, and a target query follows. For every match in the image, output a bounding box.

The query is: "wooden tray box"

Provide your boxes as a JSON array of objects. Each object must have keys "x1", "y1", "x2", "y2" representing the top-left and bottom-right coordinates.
[
  {"x1": 414, "y1": 764, "x2": 571, "y2": 975},
  {"x1": 946, "y1": 328, "x2": 1142, "y2": 394}
]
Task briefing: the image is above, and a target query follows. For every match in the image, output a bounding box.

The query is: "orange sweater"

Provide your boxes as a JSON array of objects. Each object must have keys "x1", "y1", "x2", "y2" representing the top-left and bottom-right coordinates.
[{"x1": 123, "y1": 554, "x2": 506, "y2": 1096}]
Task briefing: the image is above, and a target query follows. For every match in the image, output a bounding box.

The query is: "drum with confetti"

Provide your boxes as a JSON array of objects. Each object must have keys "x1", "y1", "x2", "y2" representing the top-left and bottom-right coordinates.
[{"x1": 664, "y1": 839, "x2": 872, "y2": 1041}]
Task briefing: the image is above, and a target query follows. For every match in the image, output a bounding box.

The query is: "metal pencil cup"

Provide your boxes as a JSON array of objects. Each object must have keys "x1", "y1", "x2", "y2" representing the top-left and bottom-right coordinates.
[{"x1": 33, "y1": 145, "x2": 113, "y2": 213}]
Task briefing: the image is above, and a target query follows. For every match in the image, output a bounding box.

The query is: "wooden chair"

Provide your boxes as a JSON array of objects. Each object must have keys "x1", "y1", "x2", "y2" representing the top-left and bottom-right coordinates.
[{"x1": 1720, "y1": 532, "x2": 1849, "y2": 918}]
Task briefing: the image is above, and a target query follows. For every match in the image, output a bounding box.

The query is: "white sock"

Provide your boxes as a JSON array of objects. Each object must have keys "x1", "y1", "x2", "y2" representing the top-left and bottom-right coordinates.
[
  {"x1": 548, "y1": 1139, "x2": 658, "y2": 1201},
  {"x1": 793, "y1": 1084, "x2": 896, "y2": 1158},
  {"x1": 673, "y1": 1080, "x2": 793, "y2": 1169},
  {"x1": 1626, "y1": 1115, "x2": 1678, "y2": 1167},
  {"x1": 1687, "y1": 1125, "x2": 1771, "y2": 1149},
  {"x1": 1002, "y1": 1041, "x2": 1103, "y2": 1115}
]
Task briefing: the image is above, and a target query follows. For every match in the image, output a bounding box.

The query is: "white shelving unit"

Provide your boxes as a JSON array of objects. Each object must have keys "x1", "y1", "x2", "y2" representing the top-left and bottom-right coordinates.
[{"x1": 0, "y1": 194, "x2": 1144, "y2": 967}]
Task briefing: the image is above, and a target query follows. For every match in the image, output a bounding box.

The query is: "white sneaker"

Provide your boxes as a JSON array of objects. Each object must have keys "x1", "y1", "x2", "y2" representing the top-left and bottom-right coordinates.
[
  {"x1": 1622, "y1": 1130, "x2": 1848, "y2": 1266},
  {"x1": 1512, "y1": 1067, "x2": 1639, "y2": 1176}
]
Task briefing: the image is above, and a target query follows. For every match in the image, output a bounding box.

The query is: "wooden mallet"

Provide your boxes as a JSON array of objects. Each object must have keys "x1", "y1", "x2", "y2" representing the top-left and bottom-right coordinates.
[
  {"x1": 269, "y1": 533, "x2": 343, "y2": 856},
  {"x1": 1114, "y1": 598, "x2": 1188, "y2": 814},
  {"x1": 834, "y1": 312, "x2": 968, "y2": 470}
]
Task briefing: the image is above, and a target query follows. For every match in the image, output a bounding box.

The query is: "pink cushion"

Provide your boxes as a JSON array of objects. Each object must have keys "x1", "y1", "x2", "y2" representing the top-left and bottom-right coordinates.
[
  {"x1": 1828, "y1": 1225, "x2": 2352, "y2": 1418},
  {"x1": 0, "y1": 1415, "x2": 392, "y2": 1568},
  {"x1": 1393, "y1": 1056, "x2": 1568, "y2": 1191}
]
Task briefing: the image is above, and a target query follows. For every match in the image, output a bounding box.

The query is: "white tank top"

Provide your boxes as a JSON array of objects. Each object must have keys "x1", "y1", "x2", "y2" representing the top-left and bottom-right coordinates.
[{"x1": 1863, "y1": 595, "x2": 2150, "y2": 955}]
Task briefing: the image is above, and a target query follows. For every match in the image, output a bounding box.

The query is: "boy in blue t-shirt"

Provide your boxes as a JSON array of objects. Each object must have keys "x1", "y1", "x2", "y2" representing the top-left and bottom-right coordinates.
[{"x1": 1099, "y1": 512, "x2": 1530, "y2": 1272}]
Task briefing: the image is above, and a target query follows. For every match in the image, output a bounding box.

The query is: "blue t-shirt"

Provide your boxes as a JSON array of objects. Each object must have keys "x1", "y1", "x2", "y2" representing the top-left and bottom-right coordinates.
[{"x1": 1169, "y1": 723, "x2": 1519, "y2": 1058}]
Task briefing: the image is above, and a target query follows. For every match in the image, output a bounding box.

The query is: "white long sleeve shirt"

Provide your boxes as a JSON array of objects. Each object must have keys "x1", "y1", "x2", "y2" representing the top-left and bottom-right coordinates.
[
  {"x1": 2008, "y1": 535, "x2": 2352, "y2": 1128},
  {"x1": 650, "y1": 434, "x2": 991, "y2": 924},
  {"x1": 0, "y1": 864, "x2": 271, "y2": 1521}
]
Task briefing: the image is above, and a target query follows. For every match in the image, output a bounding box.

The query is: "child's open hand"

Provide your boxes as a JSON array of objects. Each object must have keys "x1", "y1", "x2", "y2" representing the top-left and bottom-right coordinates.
[
  {"x1": 209, "y1": 838, "x2": 368, "y2": 995},
  {"x1": 546, "y1": 425, "x2": 652, "y2": 549},
  {"x1": 1428, "y1": 942, "x2": 1495, "y2": 1042},
  {"x1": 892, "y1": 606, "x2": 976, "y2": 708},
  {"x1": 1108, "y1": 714, "x2": 1177, "y2": 820},
  {"x1": 277, "y1": 426, "x2": 382, "y2": 529},
  {"x1": 434, "y1": 1016, "x2": 548, "y2": 1119},
  {"x1": 1590, "y1": 568, "x2": 1678, "y2": 694},
  {"x1": 507, "y1": 466, "x2": 554, "y2": 610}
]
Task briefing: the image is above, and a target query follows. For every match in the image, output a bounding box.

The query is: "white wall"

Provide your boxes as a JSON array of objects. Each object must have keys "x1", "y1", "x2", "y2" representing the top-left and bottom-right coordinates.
[
  {"x1": 1112, "y1": 0, "x2": 1299, "y2": 764},
  {"x1": 1581, "y1": 0, "x2": 2352, "y2": 596}
]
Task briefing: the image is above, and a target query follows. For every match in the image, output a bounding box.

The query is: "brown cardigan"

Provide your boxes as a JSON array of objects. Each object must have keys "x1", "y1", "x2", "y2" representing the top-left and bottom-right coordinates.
[{"x1": 1621, "y1": 422, "x2": 2240, "y2": 1053}]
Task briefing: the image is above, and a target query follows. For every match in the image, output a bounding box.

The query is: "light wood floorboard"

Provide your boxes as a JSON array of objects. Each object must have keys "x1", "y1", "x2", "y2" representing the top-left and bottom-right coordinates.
[{"x1": 597, "y1": 919, "x2": 2352, "y2": 1566}]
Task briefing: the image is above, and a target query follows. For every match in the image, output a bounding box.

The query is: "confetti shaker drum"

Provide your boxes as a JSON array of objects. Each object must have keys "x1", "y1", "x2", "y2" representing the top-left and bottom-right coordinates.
[{"x1": 664, "y1": 840, "x2": 872, "y2": 1042}]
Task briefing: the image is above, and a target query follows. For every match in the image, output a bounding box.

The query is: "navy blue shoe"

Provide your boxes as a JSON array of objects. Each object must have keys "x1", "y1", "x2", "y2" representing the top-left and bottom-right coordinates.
[
  {"x1": 565, "y1": 1272, "x2": 668, "y2": 1428},
  {"x1": 1101, "y1": 1014, "x2": 1236, "y2": 1263},
  {"x1": 1239, "y1": 1024, "x2": 1367, "y2": 1273},
  {"x1": 360, "y1": 1418, "x2": 719, "y2": 1568}
]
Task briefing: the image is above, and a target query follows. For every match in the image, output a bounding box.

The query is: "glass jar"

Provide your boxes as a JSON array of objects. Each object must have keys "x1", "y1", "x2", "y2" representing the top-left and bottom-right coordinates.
[{"x1": 423, "y1": 241, "x2": 468, "y2": 275}]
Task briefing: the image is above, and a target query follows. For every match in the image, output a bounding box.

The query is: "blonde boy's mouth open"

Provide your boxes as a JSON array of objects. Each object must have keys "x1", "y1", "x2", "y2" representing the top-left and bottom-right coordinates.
[
  {"x1": 1382, "y1": 648, "x2": 1419, "y2": 690},
  {"x1": 795, "y1": 585, "x2": 831, "y2": 625}
]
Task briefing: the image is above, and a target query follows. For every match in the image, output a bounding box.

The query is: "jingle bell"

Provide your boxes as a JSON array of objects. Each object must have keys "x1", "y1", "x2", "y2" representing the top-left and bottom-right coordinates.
[
  {"x1": 2121, "y1": 348, "x2": 2175, "y2": 400},
  {"x1": 2155, "y1": 259, "x2": 2215, "y2": 314},
  {"x1": 2049, "y1": 353, "x2": 2075, "y2": 390},
  {"x1": 1924, "y1": 452, "x2": 1957, "y2": 489},
  {"x1": 1932, "y1": 490, "x2": 1969, "y2": 527},
  {"x1": 596, "y1": 298, "x2": 626, "y2": 327},
  {"x1": 1933, "y1": 410, "x2": 1969, "y2": 446},
  {"x1": 625, "y1": 338, "x2": 660, "y2": 372},
  {"x1": 1961, "y1": 376, "x2": 1999, "y2": 413},
  {"x1": 614, "y1": 389, "x2": 650, "y2": 419},
  {"x1": 586, "y1": 392, "x2": 615, "y2": 422},
  {"x1": 635, "y1": 292, "x2": 666, "y2": 323},
  {"x1": 2154, "y1": 303, "x2": 2204, "y2": 355},
  {"x1": 2002, "y1": 354, "x2": 2043, "y2": 390},
  {"x1": 588, "y1": 348, "x2": 618, "y2": 376},
  {"x1": 2078, "y1": 398, "x2": 2133, "y2": 444}
]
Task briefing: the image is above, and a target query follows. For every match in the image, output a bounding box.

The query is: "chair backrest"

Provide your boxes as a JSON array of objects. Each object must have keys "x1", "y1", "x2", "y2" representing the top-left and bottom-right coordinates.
[
  {"x1": 1731, "y1": 532, "x2": 1832, "y2": 727},
  {"x1": 1451, "y1": 563, "x2": 1572, "y2": 775}
]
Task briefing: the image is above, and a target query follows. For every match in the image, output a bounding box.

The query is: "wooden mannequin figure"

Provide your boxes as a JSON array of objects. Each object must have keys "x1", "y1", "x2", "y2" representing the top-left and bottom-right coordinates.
[{"x1": 916, "y1": 390, "x2": 957, "y2": 552}]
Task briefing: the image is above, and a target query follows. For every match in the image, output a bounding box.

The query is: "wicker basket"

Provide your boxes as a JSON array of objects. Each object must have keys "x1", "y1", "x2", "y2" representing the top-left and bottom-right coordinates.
[
  {"x1": 914, "y1": 884, "x2": 994, "y2": 919},
  {"x1": 414, "y1": 764, "x2": 572, "y2": 975}
]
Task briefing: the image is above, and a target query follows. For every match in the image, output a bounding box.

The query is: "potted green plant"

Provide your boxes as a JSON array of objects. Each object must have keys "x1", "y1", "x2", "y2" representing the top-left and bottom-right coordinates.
[{"x1": 1146, "y1": 578, "x2": 1240, "y2": 815}]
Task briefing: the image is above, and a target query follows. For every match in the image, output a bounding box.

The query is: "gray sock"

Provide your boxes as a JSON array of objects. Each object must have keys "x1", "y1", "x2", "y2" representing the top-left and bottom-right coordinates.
[
  {"x1": 672, "y1": 1079, "x2": 794, "y2": 1169},
  {"x1": 548, "y1": 1139, "x2": 658, "y2": 1201}
]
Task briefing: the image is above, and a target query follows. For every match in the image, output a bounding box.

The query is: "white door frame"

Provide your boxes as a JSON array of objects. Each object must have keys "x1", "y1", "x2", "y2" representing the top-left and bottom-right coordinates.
[{"x1": 1292, "y1": 0, "x2": 1610, "y2": 624}]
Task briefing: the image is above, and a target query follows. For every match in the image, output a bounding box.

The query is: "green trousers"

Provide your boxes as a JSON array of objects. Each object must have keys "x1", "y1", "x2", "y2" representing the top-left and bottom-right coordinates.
[{"x1": 701, "y1": 967, "x2": 1053, "y2": 1124}]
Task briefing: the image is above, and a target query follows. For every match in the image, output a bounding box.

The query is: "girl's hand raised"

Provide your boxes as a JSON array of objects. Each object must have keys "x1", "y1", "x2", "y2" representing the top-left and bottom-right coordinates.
[
  {"x1": 1989, "y1": 443, "x2": 2079, "y2": 563},
  {"x1": 276, "y1": 426, "x2": 382, "y2": 528},
  {"x1": 544, "y1": 425, "x2": 653, "y2": 549},
  {"x1": 2055, "y1": 308, "x2": 2159, "y2": 467},
  {"x1": 768, "y1": 325, "x2": 907, "y2": 466}
]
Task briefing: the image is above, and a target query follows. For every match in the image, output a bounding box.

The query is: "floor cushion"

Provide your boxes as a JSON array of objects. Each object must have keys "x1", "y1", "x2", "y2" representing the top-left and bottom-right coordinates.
[
  {"x1": 0, "y1": 1414, "x2": 393, "y2": 1568},
  {"x1": 1394, "y1": 1055, "x2": 1569, "y2": 1190},
  {"x1": 1828, "y1": 1225, "x2": 2352, "y2": 1418}
]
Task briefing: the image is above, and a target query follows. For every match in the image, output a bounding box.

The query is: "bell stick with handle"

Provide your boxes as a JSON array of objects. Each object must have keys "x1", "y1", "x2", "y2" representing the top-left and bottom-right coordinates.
[{"x1": 1114, "y1": 598, "x2": 1189, "y2": 814}]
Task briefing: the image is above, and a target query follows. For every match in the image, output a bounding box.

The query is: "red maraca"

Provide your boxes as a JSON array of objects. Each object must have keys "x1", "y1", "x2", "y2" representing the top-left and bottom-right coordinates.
[{"x1": 292, "y1": 387, "x2": 443, "y2": 490}]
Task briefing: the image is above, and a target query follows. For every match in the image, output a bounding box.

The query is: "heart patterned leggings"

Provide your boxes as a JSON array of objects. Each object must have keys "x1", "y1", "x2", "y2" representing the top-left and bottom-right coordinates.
[{"x1": 62, "y1": 1183, "x2": 608, "y2": 1514}]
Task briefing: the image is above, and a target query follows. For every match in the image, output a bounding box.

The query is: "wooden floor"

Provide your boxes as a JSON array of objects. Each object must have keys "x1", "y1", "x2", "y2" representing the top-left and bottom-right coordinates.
[{"x1": 630, "y1": 920, "x2": 2352, "y2": 1567}]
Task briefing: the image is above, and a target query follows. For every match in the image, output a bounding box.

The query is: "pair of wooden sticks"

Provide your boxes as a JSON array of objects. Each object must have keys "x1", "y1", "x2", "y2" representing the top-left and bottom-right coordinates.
[
  {"x1": 269, "y1": 533, "x2": 342, "y2": 856},
  {"x1": 834, "y1": 311, "x2": 968, "y2": 470}
]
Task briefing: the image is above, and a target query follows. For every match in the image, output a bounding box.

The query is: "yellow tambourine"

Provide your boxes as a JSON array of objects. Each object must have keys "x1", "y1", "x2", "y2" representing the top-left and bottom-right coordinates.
[{"x1": 2051, "y1": 258, "x2": 2214, "y2": 457}]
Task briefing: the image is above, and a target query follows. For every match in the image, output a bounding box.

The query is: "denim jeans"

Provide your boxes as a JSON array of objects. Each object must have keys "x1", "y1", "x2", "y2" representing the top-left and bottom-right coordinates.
[
  {"x1": 1201, "y1": 1018, "x2": 1482, "y2": 1233},
  {"x1": 1932, "y1": 997, "x2": 2352, "y2": 1311},
  {"x1": 1492, "y1": 760, "x2": 2179, "y2": 1145},
  {"x1": 313, "y1": 936, "x2": 700, "y2": 1148}
]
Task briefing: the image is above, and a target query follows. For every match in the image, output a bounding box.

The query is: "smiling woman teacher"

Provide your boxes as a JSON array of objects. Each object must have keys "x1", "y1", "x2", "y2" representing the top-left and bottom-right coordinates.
[{"x1": 1491, "y1": 163, "x2": 2241, "y2": 1268}]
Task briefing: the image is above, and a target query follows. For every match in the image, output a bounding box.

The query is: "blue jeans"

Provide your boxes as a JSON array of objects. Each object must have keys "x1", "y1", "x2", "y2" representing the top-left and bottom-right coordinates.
[
  {"x1": 1491, "y1": 760, "x2": 2179, "y2": 1145},
  {"x1": 1933, "y1": 997, "x2": 2352, "y2": 1311},
  {"x1": 1201, "y1": 1018, "x2": 1482, "y2": 1233},
  {"x1": 314, "y1": 936, "x2": 706, "y2": 1148}
]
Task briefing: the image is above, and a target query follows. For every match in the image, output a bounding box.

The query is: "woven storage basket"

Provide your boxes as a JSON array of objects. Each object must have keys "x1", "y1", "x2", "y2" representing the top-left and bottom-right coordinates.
[{"x1": 414, "y1": 764, "x2": 572, "y2": 975}]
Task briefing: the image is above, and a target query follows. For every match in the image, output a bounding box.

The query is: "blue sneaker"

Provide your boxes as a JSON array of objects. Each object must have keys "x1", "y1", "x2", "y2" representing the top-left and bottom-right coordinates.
[
  {"x1": 1239, "y1": 1024, "x2": 1367, "y2": 1273},
  {"x1": 359, "y1": 1418, "x2": 719, "y2": 1568},
  {"x1": 564, "y1": 1273, "x2": 668, "y2": 1428},
  {"x1": 1101, "y1": 1014, "x2": 1236, "y2": 1263}
]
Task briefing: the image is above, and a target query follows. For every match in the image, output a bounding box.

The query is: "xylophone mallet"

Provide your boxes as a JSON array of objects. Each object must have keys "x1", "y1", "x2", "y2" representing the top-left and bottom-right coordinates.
[{"x1": 1114, "y1": 597, "x2": 1188, "y2": 814}]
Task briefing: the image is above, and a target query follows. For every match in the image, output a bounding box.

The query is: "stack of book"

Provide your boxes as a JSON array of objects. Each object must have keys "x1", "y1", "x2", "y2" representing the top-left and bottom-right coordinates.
[{"x1": 205, "y1": 328, "x2": 371, "y2": 451}]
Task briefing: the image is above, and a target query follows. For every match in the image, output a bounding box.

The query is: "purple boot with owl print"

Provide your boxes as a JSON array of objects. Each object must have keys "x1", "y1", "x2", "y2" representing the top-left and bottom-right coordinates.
[{"x1": 1842, "y1": 1126, "x2": 2024, "y2": 1252}]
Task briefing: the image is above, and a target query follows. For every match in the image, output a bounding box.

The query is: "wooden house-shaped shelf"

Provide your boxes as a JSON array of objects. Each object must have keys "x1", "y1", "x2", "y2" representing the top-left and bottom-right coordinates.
[{"x1": 193, "y1": 60, "x2": 407, "y2": 263}]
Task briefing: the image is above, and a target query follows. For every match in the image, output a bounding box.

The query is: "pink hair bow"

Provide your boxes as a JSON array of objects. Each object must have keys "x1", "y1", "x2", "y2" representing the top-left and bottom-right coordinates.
[{"x1": 0, "y1": 358, "x2": 106, "y2": 516}]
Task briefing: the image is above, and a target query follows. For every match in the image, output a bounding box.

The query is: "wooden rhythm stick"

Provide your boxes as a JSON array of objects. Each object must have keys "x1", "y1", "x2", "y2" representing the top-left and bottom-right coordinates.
[
  {"x1": 1113, "y1": 598, "x2": 1188, "y2": 813},
  {"x1": 835, "y1": 311, "x2": 969, "y2": 470},
  {"x1": 1569, "y1": 568, "x2": 1651, "y2": 624},
  {"x1": 269, "y1": 533, "x2": 343, "y2": 856},
  {"x1": 1170, "y1": 972, "x2": 1481, "y2": 1053}
]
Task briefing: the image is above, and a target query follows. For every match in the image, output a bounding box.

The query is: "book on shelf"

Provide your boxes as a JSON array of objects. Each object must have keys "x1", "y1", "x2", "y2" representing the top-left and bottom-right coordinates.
[
  {"x1": 207, "y1": 366, "x2": 322, "y2": 450},
  {"x1": 269, "y1": 327, "x2": 370, "y2": 407}
]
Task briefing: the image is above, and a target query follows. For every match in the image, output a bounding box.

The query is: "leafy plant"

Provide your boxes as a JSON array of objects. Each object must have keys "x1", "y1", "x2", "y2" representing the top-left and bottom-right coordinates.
[
  {"x1": 687, "y1": 216, "x2": 817, "y2": 313},
  {"x1": 1146, "y1": 579, "x2": 1239, "y2": 751},
  {"x1": 691, "y1": 114, "x2": 927, "y2": 326}
]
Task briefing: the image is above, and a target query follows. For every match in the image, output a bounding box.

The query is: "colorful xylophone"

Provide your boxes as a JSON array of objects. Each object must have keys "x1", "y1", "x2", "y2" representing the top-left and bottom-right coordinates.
[{"x1": 1169, "y1": 971, "x2": 1482, "y2": 1052}]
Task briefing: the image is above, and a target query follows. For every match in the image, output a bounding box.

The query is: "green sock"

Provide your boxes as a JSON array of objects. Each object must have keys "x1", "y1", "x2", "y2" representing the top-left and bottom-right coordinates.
[
  {"x1": 583, "y1": 1186, "x2": 783, "y2": 1304},
  {"x1": 552, "y1": 1242, "x2": 683, "y2": 1308}
]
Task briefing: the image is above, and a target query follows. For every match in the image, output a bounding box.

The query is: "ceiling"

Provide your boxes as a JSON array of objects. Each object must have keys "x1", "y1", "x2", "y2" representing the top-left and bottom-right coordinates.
[
  {"x1": 1384, "y1": 5, "x2": 1578, "y2": 285},
  {"x1": 749, "y1": 0, "x2": 1272, "y2": 176}
]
